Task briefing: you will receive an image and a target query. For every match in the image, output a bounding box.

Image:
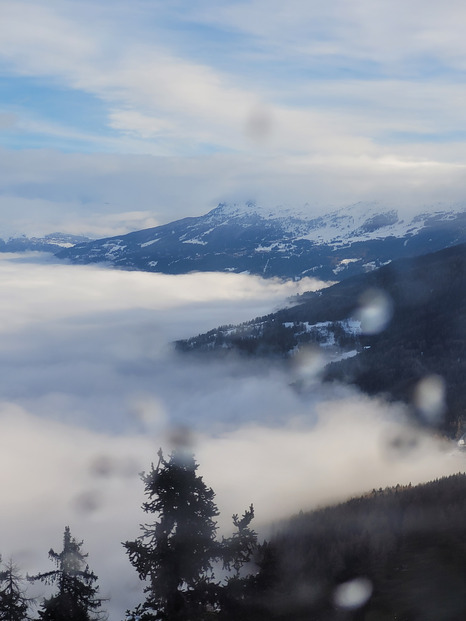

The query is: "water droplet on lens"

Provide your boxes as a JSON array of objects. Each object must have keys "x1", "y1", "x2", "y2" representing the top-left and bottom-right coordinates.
[
  {"x1": 333, "y1": 577, "x2": 372, "y2": 610},
  {"x1": 73, "y1": 490, "x2": 101, "y2": 515},
  {"x1": 355, "y1": 289, "x2": 393, "y2": 334},
  {"x1": 414, "y1": 374, "x2": 446, "y2": 425}
]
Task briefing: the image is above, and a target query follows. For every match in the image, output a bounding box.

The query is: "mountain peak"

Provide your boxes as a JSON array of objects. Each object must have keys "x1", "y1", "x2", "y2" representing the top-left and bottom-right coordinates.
[{"x1": 207, "y1": 201, "x2": 308, "y2": 221}]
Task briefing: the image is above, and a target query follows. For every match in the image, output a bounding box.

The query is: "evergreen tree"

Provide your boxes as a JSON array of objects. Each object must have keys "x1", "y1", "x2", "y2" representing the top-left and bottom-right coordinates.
[
  {"x1": 124, "y1": 449, "x2": 221, "y2": 621},
  {"x1": 28, "y1": 527, "x2": 104, "y2": 621},
  {"x1": 219, "y1": 506, "x2": 259, "y2": 620},
  {"x1": 222, "y1": 505, "x2": 256, "y2": 577},
  {"x1": 0, "y1": 559, "x2": 30, "y2": 621}
]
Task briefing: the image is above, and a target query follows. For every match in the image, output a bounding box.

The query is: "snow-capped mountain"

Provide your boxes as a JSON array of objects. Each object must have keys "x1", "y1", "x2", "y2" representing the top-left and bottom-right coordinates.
[{"x1": 56, "y1": 201, "x2": 466, "y2": 281}]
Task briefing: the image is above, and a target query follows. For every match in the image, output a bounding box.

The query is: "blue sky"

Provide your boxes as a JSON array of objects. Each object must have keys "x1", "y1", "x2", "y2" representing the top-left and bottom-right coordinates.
[{"x1": 2, "y1": 0, "x2": 466, "y2": 235}]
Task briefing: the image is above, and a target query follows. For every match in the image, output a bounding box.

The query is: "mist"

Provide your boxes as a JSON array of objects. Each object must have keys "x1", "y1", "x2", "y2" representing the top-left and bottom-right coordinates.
[
  {"x1": 3, "y1": 149, "x2": 466, "y2": 239},
  {"x1": 0, "y1": 254, "x2": 464, "y2": 619}
]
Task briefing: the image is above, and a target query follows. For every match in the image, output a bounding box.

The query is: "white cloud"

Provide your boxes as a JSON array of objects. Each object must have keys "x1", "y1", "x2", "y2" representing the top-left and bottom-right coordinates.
[
  {"x1": 196, "y1": 0, "x2": 466, "y2": 69},
  {"x1": 108, "y1": 109, "x2": 174, "y2": 139},
  {"x1": 2, "y1": 0, "x2": 466, "y2": 162},
  {"x1": 199, "y1": 398, "x2": 465, "y2": 532}
]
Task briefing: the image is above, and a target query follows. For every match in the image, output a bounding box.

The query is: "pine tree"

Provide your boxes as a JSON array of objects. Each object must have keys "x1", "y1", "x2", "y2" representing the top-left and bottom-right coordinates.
[
  {"x1": 28, "y1": 527, "x2": 104, "y2": 621},
  {"x1": 124, "y1": 449, "x2": 225, "y2": 620},
  {"x1": 125, "y1": 449, "x2": 259, "y2": 620},
  {"x1": 222, "y1": 505, "x2": 256, "y2": 577},
  {"x1": 0, "y1": 559, "x2": 30, "y2": 621},
  {"x1": 218, "y1": 506, "x2": 258, "y2": 620}
]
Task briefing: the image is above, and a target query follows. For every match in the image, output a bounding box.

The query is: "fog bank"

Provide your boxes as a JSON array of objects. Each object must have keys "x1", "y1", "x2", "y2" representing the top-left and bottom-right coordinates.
[{"x1": 0, "y1": 255, "x2": 463, "y2": 618}]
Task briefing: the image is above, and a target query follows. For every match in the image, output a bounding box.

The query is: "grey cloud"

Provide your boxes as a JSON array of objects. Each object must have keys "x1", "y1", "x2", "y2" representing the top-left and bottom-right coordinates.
[{"x1": 2, "y1": 149, "x2": 466, "y2": 238}]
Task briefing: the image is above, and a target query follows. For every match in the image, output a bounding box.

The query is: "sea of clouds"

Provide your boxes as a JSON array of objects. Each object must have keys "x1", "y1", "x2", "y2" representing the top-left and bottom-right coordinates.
[{"x1": 0, "y1": 253, "x2": 463, "y2": 619}]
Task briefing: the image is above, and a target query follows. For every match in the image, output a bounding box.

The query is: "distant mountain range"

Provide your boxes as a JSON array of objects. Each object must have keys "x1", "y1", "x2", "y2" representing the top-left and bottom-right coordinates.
[
  {"x1": 0, "y1": 232, "x2": 91, "y2": 253},
  {"x1": 177, "y1": 242, "x2": 466, "y2": 436},
  {"x1": 55, "y1": 201, "x2": 466, "y2": 281}
]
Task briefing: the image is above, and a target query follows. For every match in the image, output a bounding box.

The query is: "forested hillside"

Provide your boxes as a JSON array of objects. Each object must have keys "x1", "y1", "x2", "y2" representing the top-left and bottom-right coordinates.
[
  {"x1": 248, "y1": 473, "x2": 466, "y2": 620},
  {"x1": 178, "y1": 243, "x2": 466, "y2": 435}
]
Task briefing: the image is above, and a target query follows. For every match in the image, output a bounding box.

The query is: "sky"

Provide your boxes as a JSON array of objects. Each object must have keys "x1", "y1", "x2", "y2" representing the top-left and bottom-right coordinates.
[
  {"x1": 2, "y1": 1, "x2": 466, "y2": 237},
  {"x1": 0, "y1": 254, "x2": 464, "y2": 619}
]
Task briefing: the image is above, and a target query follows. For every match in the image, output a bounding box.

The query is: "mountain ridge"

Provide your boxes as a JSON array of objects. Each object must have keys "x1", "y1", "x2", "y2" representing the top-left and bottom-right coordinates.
[
  {"x1": 0, "y1": 232, "x2": 91, "y2": 253},
  {"x1": 55, "y1": 201, "x2": 466, "y2": 281}
]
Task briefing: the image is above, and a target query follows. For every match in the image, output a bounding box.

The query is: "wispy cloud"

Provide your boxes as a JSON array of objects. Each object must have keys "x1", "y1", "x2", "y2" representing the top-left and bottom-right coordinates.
[{"x1": 2, "y1": 0, "x2": 466, "y2": 163}]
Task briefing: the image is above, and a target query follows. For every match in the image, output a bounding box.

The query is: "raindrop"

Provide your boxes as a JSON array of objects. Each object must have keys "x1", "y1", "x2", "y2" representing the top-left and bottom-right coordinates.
[
  {"x1": 130, "y1": 395, "x2": 167, "y2": 432},
  {"x1": 90, "y1": 455, "x2": 115, "y2": 478},
  {"x1": 333, "y1": 577, "x2": 373, "y2": 610},
  {"x1": 293, "y1": 345, "x2": 326, "y2": 381},
  {"x1": 168, "y1": 425, "x2": 196, "y2": 451},
  {"x1": 244, "y1": 105, "x2": 274, "y2": 144},
  {"x1": 89, "y1": 454, "x2": 139, "y2": 479},
  {"x1": 73, "y1": 490, "x2": 102, "y2": 515},
  {"x1": 355, "y1": 288, "x2": 393, "y2": 334},
  {"x1": 414, "y1": 374, "x2": 446, "y2": 425},
  {"x1": 383, "y1": 427, "x2": 419, "y2": 459}
]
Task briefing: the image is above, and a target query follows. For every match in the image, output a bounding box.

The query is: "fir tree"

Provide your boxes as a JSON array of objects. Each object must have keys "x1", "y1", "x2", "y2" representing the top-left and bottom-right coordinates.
[
  {"x1": 28, "y1": 527, "x2": 104, "y2": 621},
  {"x1": 222, "y1": 505, "x2": 256, "y2": 577},
  {"x1": 0, "y1": 559, "x2": 30, "y2": 621},
  {"x1": 219, "y1": 506, "x2": 258, "y2": 620},
  {"x1": 124, "y1": 449, "x2": 221, "y2": 621}
]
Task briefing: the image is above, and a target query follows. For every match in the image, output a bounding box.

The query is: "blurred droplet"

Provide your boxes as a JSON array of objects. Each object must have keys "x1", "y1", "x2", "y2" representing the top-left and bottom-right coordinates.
[
  {"x1": 244, "y1": 105, "x2": 274, "y2": 144},
  {"x1": 130, "y1": 395, "x2": 167, "y2": 432},
  {"x1": 89, "y1": 454, "x2": 140, "y2": 479},
  {"x1": 414, "y1": 374, "x2": 446, "y2": 425},
  {"x1": 383, "y1": 426, "x2": 419, "y2": 459},
  {"x1": 168, "y1": 425, "x2": 195, "y2": 450},
  {"x1": 73, "y1": 490, "x2": 101, "y2": 515},
  {"x1": 293, "y1": 345, "x2": 326, "y2": 382},
  {"x1": 355, "y1": 289, "x2": 393, "y2": 334},
  {"x1": 90, "y1": 455, "x2": 115, "y2": 477},
  {"x1": 167, "y1": 426, "x2": 197, "y2": 467},
  {"x1": 333, "y1": 577, "x2": 373, "y2": 610}
]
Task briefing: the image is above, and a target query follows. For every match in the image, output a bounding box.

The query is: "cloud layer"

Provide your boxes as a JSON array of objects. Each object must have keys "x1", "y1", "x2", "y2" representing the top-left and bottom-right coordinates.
[
  {"x1": 0, "y1": 256, "x2": 463, "y2": 618},
  {"x1": 2, "y1": 148, "x2": 466, "y2": 239}
]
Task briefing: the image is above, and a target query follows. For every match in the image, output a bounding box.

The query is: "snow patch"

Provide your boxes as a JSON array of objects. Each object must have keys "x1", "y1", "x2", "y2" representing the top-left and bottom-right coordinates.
[
  {"x1": 182, "y1": 239, "x2": 208, "y2": 245},
  {"x1": 140, "y1": 238, "x2": 160, "y2": 247}
]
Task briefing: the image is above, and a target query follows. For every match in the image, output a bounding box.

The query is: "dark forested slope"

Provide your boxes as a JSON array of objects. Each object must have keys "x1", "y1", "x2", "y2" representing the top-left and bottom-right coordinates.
[{"x1": 247, "y1": 472, "x2": 466, "y2": 621}]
